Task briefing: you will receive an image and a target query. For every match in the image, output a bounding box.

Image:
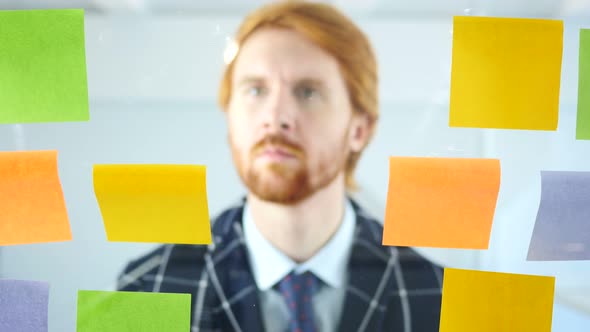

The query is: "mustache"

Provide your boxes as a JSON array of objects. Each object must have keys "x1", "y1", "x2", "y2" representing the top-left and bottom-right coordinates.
[{"x1": 251, "y1": 135, "x2": 304, "y2": 158}]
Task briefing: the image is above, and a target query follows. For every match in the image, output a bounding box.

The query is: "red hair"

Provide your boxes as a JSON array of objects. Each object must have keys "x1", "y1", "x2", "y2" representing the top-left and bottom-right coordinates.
[{"x1": 218, "y1": 0, "x2": 379, "y2": 190}]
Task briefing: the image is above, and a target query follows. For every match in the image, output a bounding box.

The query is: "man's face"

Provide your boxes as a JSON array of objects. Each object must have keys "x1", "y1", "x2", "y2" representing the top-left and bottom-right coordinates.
[{"x1": 226, "y1": 27, "x2": 364, "y2": 204}]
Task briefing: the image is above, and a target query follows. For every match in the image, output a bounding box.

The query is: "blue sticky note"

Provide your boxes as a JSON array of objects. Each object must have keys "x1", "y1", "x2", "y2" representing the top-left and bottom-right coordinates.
[
  {"x1": 0, "y1": 279, "x2": 49, "y2": 332},
  {"x1": 528, "y1": 171, "x2": 590, "y2": 261}
]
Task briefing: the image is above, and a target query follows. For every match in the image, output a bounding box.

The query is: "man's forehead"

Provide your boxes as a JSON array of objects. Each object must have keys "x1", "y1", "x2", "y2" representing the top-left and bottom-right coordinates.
[
  {"x1": 232, "y1": 58, "x2": 336, "y2": 86},
  {"x1": 234, "y1": 45, "x2": 338, "y2": 83},
  {"x1": 233, "y1": 28, "x2": 339, "y2": 77},
  {"x1": 235, "y1": 74, "x2": 328, "y2": 88},
  {"x1": 240, "y1": 27, "x2": 314, "y2": 54},
  {"x1": 233, "y1": 56, "x2": 331, "y2": 81}
]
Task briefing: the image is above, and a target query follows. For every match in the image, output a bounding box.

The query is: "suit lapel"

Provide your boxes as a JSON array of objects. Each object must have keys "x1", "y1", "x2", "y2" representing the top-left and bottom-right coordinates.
[
  {"x1": 337, "y1": 200, "x2": 395, "y2": 332},
  {"x1": 206, "y1": 204, "x2": 266, "y2": 332},
  {"x1": 205, "y1": 198, "x2": 393, "y2": 332}
]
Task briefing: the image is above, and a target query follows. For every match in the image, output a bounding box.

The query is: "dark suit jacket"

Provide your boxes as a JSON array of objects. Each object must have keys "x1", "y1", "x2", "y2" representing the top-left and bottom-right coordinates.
[{"x1": 118, "y1": 198, "x2": 443, "y2": 331}]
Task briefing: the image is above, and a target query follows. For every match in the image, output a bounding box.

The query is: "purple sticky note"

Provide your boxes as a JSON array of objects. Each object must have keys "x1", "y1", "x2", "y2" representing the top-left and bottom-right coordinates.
[
  {"x1": 0, "y1": 279, "x2": 49, "y2": 332},
  {"x1": 527, "y1": 171, "x2": 590, "y2": 261}
]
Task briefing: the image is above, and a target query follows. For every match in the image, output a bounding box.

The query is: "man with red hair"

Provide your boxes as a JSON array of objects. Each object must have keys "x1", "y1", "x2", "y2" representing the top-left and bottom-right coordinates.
[{"x1": 119, "y1": 1, "x2": 442, "y2": 331}]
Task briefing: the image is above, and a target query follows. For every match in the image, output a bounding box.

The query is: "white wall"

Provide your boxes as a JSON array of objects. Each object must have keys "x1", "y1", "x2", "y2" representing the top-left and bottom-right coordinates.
[{"x1": 1, "y1": 13, "x2": 589, "y2": 331}]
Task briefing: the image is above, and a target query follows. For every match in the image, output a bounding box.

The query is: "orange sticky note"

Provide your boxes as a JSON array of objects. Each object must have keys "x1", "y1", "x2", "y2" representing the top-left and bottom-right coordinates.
[
  {"x1": 440, "y1": 268, "x2": 555, "y2": 332},
  {"x1": 382, "y1": 156, "x2": 500, "y2": 249},
  {"x1": 0, "y1": 150, "x2": 72, "y2": 245}
]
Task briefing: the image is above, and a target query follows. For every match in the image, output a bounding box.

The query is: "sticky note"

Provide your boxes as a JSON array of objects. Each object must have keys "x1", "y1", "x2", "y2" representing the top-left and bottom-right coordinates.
[
  {"x1": 0, "y1": 150, "x2": 72, "y2": 245},
  {"x1": 576, "y1": 29, "x2": 590, "y2": 139},
  {"x1": 93, "y1": 164, "x2": 212, "y2": 244},
  {"x1": 439, "y1": 268, "x2": 555, "y2": 332},
  {"x1": 0, "y1": 279, "x2": 49, "y2": 332},
  {"x1": 76, "y1": 290, "x2": 191, "y2": 332},
  {"x1": 449, "y1": 16, "x2": 563, "y2": 130},
  {"x1": 0, "y1": 9, "x2": 89, "y2": 124},
  {"x1": 527, "y1": 171, "x2": 590, "y2": 261},
  {"x1": 382, "y1": 156, "x2": 500, "y2": 249}
]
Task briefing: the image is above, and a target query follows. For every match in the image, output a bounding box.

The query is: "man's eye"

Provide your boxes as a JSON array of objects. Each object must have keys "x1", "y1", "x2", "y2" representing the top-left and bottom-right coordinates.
[
  {"x1": 247, "y1": 86, "x2": 265, "y2": 96},
  {"x1": 296, "y1": 86, "x2": 318, "y2": 100}
]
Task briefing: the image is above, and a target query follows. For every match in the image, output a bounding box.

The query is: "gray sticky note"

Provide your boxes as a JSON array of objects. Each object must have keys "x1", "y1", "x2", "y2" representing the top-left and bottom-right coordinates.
[
  {"x1": 527, "y1": 171, "x2": 590, "y2": 261},
  {"x1": 0, "y1": 279, "x2": 49, "y2": 332}
]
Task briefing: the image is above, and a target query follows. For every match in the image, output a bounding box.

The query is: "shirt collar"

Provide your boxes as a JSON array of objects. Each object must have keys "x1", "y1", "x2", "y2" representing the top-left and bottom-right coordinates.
[{"x1": 243, "y1": 198, "x2": 356, "y2": 290}]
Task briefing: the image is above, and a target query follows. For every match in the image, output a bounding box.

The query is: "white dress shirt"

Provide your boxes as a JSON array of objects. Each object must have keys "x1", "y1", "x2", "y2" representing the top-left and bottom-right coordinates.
[{"x1": 243, "y1": 198, "x2": 356, "y2": 332}]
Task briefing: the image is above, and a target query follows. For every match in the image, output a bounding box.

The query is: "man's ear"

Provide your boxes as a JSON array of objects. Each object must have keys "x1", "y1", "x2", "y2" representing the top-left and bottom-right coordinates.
[{"x1": 348, "y1": 111, "x2": 372, "y2": 153}]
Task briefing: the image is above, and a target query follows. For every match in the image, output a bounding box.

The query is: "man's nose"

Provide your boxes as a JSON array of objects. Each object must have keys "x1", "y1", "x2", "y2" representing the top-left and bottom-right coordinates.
[{"x1": 261, "y1": 87, "x2": 295, "y2": 133}]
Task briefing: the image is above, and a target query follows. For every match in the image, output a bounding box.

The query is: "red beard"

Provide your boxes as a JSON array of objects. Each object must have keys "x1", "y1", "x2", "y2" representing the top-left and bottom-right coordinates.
[{"x1": 230, "y1": 133, "x2": 348, "y2": 205}]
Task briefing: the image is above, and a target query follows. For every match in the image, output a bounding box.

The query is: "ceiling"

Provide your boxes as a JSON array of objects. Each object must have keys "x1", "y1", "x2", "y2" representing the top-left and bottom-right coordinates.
[{"x1": 1, "y1": 0, "x2": 590, "y2": 18}]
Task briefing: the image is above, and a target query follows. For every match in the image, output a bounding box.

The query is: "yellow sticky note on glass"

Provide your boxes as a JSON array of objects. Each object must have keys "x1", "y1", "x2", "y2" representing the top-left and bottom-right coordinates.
[
  {"x1": 93, "y1": 164, "x2": 211, "y2": 244},
  {"x1": 449, "y1": 16, "x2": 563, "y2": 130},
  {"x1": 440, "y1": 268, "x2": 555, "y2": 332}
]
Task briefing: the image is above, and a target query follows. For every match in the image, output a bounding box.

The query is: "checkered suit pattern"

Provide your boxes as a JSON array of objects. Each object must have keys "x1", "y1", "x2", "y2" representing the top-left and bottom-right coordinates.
[{"x1": 118, "y1": 198, "x2": 443, "y2": 332}]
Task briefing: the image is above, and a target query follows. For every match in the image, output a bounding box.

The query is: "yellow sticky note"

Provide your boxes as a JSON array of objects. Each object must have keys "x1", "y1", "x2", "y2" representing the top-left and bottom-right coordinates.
[
  {"x1": 93, "y1": 164, "x2": 211, "y2": 244},
  {"x1": 440, "y1": 268, "x2": 555, "y2": 332},
  {"x1": 449, "y1": 16, "x2": 563, "y2": 130}
]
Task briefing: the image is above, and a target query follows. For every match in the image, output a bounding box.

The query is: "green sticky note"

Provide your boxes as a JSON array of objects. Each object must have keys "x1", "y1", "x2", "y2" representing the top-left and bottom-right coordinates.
[
  {"x1": 0, "y1": 9, "x2": 89, "y2": 124},
  {"x1": 577, "y1": 29, "x2": 590, "y2": 140},
  {"x1": 76, "y1": 291, "x2": 191, "y2": 332}
]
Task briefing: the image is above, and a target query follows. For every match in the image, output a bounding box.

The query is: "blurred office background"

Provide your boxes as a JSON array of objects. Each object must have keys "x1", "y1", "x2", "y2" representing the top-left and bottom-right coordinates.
[{"x1": 0, "y1": 0, "x2": 589, "y2": 330}]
